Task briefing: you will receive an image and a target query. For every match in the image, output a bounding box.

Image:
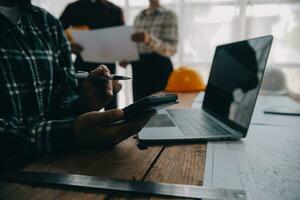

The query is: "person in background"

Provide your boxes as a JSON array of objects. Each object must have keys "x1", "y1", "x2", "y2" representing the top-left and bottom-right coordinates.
[
  {"x1": 121, "y1": 0, "x2": 178, "y2": 101},
  {"x1": 0, "y1": 0, "x2": 154, "y2": 165},
  {"x1": 60, "y1": 0, "x2": 124, "y2": 109}
]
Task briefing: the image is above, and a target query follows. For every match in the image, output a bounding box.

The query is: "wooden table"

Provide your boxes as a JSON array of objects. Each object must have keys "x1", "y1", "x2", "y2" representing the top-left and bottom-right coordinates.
[{"x1": 1, "y1": 92, "x2": 206, "y2": 199}]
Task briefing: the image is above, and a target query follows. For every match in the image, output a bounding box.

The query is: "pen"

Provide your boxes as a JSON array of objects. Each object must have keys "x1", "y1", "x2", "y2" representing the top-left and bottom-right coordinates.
[{"x1": 75, "y1": 72, "x2": 131, "y2": 80}]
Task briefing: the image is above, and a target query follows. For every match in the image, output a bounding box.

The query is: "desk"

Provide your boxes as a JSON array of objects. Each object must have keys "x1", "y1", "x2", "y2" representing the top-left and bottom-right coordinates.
[{"x1": 1, "y1": 92, "x2": 206, "y2": 199}]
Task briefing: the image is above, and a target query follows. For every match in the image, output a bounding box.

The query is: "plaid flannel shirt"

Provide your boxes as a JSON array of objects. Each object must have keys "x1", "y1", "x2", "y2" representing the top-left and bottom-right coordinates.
[
  {"x1": 0, "y1": 3, "x2": 79, "y2": 155},
  {"x1": 134, "y1": 6, "x2": 178, "y2": 57}
]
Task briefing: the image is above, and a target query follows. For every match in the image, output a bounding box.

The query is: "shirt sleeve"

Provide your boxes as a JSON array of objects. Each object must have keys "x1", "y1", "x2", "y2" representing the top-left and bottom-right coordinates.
[
  {"x1": 146, "y1": 11, "x2": 178, "y2": 57},
  {"x1": 42, "y1": 17, "x2": 80, "y2": 153},
  {"x1": 31, "y1": 15, "x2": 80, "y2": 154},
  {"x1": 37, "y1": 17, "x2": 80, "y2": 153},
  {"x1": 50, "y1": 18, "x2": 79, "y2": 118},
  {"x1": 0, "y1": 53, "x2": 79, "y2": 154},
  {"x1": 0, "y1": 11, "x2": 80, "y2": 156},
  {"x1": 0, "y1": 118, "x2": 78, "y2": 156}
]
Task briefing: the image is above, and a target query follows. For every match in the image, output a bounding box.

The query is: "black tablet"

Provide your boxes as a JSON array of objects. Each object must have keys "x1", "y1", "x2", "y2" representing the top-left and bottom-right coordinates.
[{"x1": 123, "y1": 94, "x2": 178, "y2": 120}]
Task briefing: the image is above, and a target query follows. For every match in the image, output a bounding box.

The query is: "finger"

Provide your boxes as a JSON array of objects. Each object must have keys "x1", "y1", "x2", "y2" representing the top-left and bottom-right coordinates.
[
  {"x1": 99, "y1": 65, "x2": 113, "y2": 97},
  {"x1": 88, "y1": 65, "x2": 113, "y2": 97},
  {"x1": 98, "y1": 109, "x2": 124, "y2": 125},
  {"x1": 89, "y1": 65, "x2": 110, "y2": 78},
  {"x1": 112, "y1": 111, "x2": 156, "y2": 143},
  {"x1": 99, "y1": 65, "x2": 110, "y2": 74},
  {"x1": 77, "y1": 109, "x2": 124, "y2": 131},
  {"x1": 88, "y1": 111, "x2": 156, "y2": 147},
  {"x1": 105, "y1": 79, "x2": 113, "y2": 97},
  {"x1": 113, "y1": 81, "x2": 122, "y2": 94}
]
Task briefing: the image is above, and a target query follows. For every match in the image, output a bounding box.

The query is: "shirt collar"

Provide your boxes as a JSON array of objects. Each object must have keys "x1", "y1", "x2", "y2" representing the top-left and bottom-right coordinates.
[
  {"x1": 142, "y1": 6, "x2": 165, "y2": 16},
  {"x1": 18, "y1": 0, "x2": 32, "y2": 14},
  {"x1": 0, "y1": 1, "x2": 31, "y2": 27}
]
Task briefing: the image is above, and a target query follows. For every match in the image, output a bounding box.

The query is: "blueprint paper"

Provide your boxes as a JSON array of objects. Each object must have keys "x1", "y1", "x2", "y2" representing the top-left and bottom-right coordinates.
[
  {"x1": 71, "y1": 26, "x2": 139, "y2": 63},
  {"x1": 204, "y1": 125, "x2": 300, "y2": 200}
]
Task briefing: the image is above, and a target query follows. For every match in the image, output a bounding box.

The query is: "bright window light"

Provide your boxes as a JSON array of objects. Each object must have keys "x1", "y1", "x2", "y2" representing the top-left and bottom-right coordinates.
[
  {"x1": 110, "y1": 0, "x2": 125, "y2": 7},
  {"x1": 247, "y1": 5, "x2": 280, "y2": 17},
  {"x1": 129, "y1": 0, "x2": 148, "y2": 6},
  {"x1": 194, "y1": 6, "x2": 236, "y2": 23}
]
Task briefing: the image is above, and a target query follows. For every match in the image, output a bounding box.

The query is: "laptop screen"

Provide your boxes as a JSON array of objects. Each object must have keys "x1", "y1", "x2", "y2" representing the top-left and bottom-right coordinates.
[{"x1": 202, "y1": 36, "x2": 273, "y2": 135}]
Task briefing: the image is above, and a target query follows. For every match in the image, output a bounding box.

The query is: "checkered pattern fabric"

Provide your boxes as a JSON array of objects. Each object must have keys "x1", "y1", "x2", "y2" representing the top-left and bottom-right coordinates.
[
  {"x1": 0, "y1": 4, "x2": 79, "y2": 154},
  {"x1": 134, "y1": 6, "x2": 178, "y2": 57}
]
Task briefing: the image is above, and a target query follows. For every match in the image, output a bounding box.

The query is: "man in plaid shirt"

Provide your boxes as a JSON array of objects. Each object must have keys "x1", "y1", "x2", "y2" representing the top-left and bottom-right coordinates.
[
  {"x1": 0, "y1": 0, "x2": 153, "y2": 160},
  {"x1": 120, "y1": 0, "x2": 178, "y2": 101}
]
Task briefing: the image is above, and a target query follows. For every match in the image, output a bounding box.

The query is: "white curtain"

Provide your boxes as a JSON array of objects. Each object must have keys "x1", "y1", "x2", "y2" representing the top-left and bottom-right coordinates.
[
  {"x1": 32, "y1": 0, "x2": 300, "y2": 105},
  {"x1": 33, "y1": 0, "x2": 300, "y2": 67}
]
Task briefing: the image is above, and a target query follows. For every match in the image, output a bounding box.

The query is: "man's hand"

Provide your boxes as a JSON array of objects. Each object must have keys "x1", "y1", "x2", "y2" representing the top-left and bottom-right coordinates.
[
  {"x1": 74, "y1": 109, "x2": 155, "y2": 148},
  {"x1": 131, "y1": 31, "x2": 150, "y2": 44},
  {"x1": 70, "y1": 42, "x2": 83, "y2": 55},
  {"x1": 78, "y1": 65, "x2": 122, "y2": 112}
]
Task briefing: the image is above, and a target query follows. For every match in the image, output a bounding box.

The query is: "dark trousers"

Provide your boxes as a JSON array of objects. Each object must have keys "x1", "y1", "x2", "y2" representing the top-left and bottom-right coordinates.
[
  {"x1": 75, "y1": 56, "x2": 117, "y2": 110},
  {"x1": 132, "y1": 53, "x2": 173, "y2": 101}
]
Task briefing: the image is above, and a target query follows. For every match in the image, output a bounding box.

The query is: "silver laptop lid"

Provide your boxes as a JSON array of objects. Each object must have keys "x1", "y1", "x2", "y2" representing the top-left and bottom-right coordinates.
[{"x1": 202, "y1": 35, "x2": 273, "y2": 137}]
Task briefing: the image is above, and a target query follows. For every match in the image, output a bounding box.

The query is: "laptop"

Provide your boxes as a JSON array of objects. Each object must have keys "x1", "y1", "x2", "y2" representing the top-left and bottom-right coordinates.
[{"x1": 138, "y1": 35, "x2": 273, "y2": 144}]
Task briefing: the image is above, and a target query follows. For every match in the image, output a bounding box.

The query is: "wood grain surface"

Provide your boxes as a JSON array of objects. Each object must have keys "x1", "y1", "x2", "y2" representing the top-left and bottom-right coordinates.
[{"x1": 1, "y1": 92, "x2": 205, "y2": 200}]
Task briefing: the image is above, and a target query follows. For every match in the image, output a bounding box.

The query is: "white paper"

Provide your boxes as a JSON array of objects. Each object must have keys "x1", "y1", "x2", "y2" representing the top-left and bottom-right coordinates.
[
  {"x1": 251, "y1": 95, "x2": 300, "y2": 127},
  {"x1": 71, "y1": 26, "x2": 139, "y2": 63},
  {"x1": 204, "y1": 125, "x2": 300, "y2": 200}
]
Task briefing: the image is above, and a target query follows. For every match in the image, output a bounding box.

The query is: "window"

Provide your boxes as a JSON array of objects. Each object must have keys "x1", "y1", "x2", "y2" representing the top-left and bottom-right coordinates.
[
  {"x1": 247, "y1": 2, "x2": 300, "y2": 65},
  {"x1": 32, "y1": 0, "x2": 300, "y2": 104},
  {"x1": 33, "y1": 0, "x2": 300, "y2": 67}
]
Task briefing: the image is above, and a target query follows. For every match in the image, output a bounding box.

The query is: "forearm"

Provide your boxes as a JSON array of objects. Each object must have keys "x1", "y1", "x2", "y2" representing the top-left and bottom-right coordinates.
[
  {"x1": 32, "y1": 119, "x2": 78, "y2": 153},
  {"x1": 146, "y1": 34, "x2": 178, "y2": 57},
  {"x1": 0, "y1": 118, "x2": 78, "y2": 155}
]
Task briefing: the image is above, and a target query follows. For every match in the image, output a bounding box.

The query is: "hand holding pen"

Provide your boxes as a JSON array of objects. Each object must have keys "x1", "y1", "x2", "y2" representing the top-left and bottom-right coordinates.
[
  {"x1": 75, "y1": 71, "x2": 131, "y2": 81},
  {"x1": 77, "y1": 65, "x2": 129, "y2": 112}
]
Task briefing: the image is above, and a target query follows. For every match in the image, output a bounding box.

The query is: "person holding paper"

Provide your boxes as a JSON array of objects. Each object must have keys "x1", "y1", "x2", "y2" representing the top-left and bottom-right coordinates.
[
  {"x1": 121, "y1": 0, "x2": 178, "y2": 101},
  {"x1": 60, "y1": 0, "x2": 124, "y2": 109},
  {"x1": 0, "y1": 0, "x2": 154, "y2": 163}
]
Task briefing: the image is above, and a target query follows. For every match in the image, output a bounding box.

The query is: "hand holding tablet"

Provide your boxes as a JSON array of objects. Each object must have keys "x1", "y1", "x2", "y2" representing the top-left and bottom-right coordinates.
[{"x1": 123, "y1": 94, "x2": 179, "y2": 120}]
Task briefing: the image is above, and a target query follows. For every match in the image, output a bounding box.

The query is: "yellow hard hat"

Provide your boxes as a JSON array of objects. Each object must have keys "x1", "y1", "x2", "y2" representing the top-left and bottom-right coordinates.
[{"x1": 166, "y1": 67, "x2": 206, "y2": 92}]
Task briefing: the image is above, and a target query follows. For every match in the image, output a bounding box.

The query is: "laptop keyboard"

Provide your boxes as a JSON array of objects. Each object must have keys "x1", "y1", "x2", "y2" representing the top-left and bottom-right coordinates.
[{"x1": 166, "y1": 109, "x2": 233, "y2": 137}]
